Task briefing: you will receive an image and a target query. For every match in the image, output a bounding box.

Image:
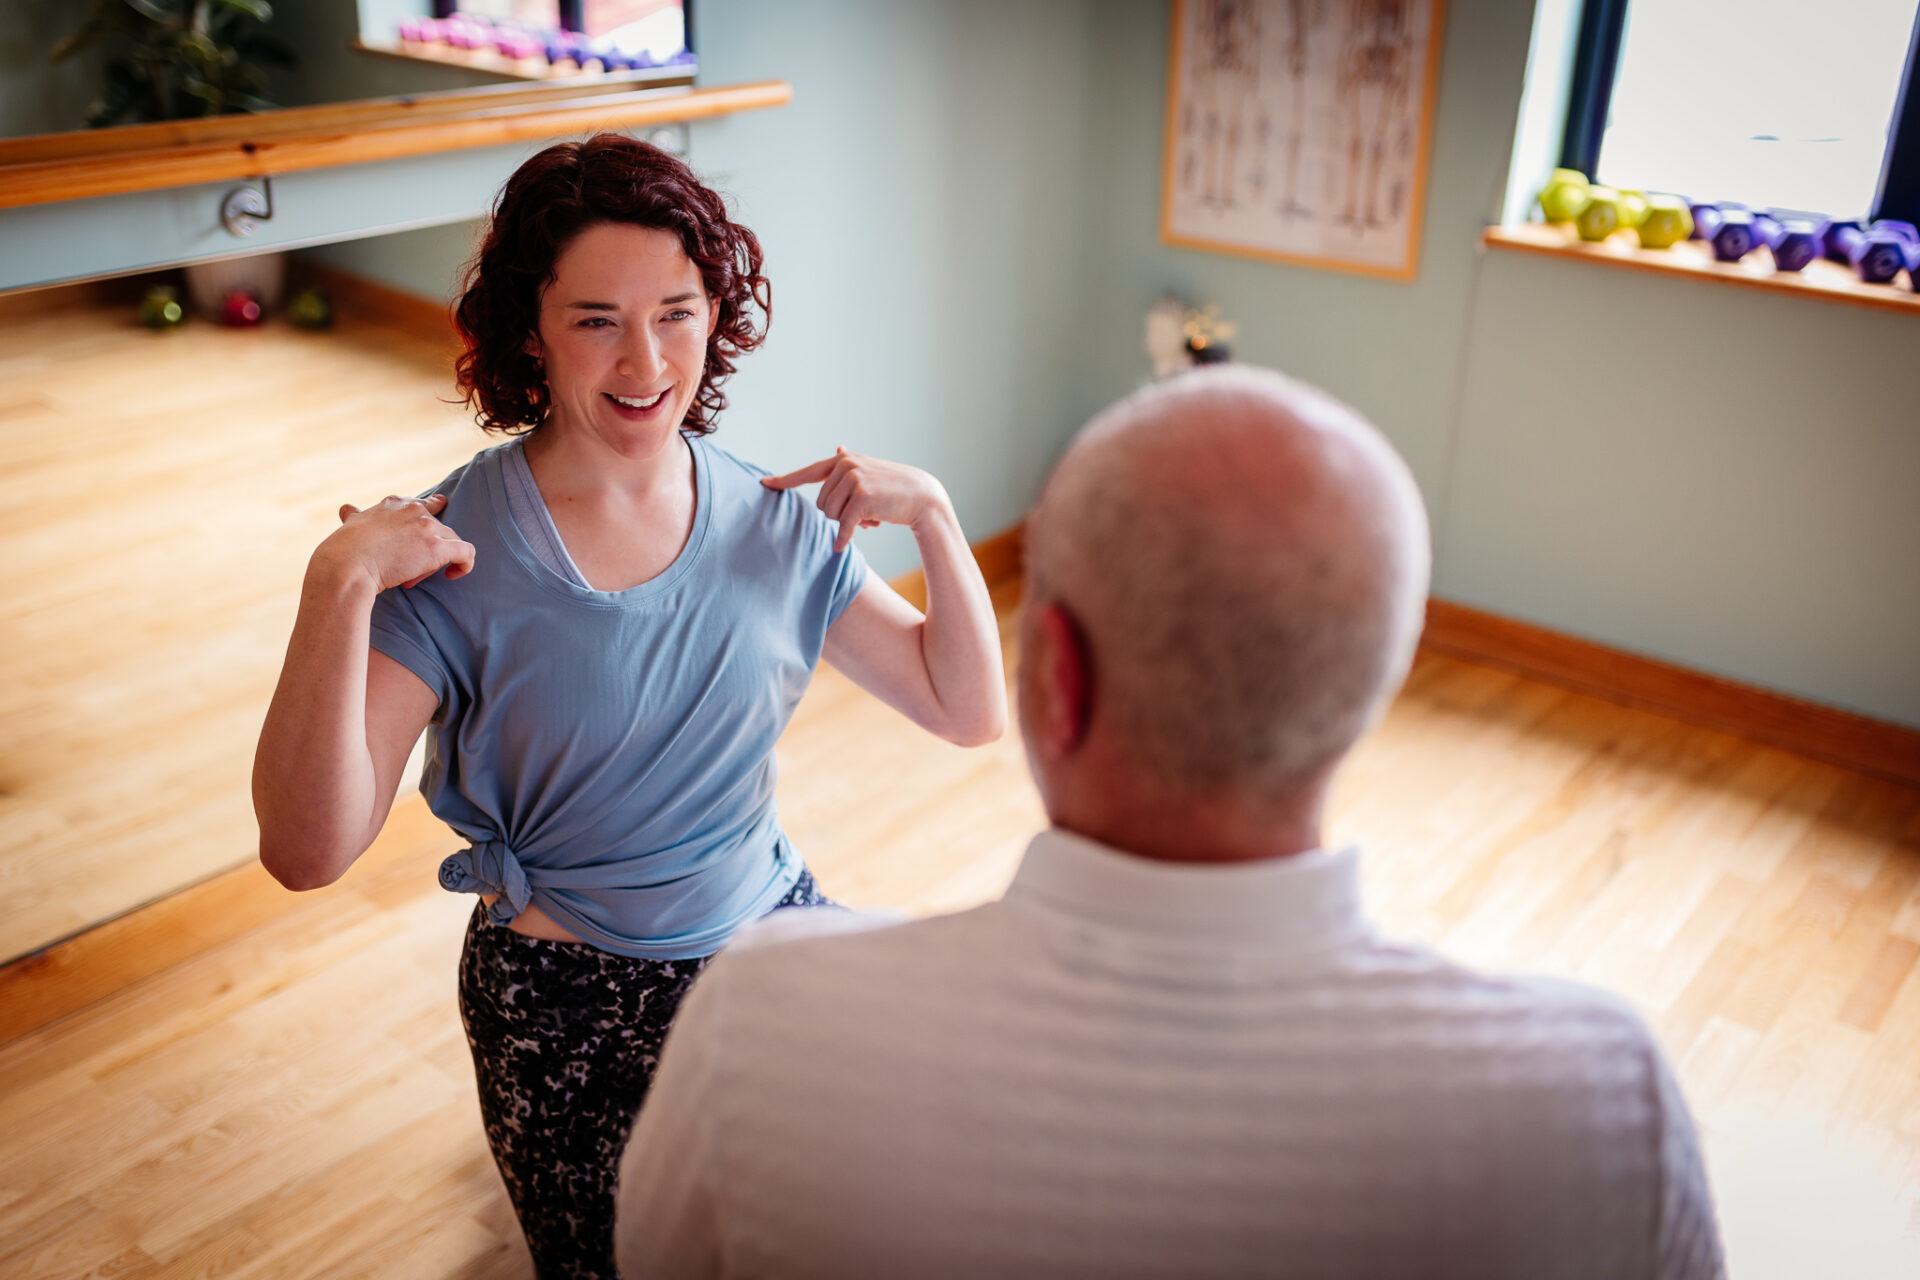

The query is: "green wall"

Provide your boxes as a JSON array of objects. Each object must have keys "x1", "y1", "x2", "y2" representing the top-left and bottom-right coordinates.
[
  {"x1": 5, "y1": 0, "x2": 1913, "y2": 724},
  {"x1": 1070, "y1": 0, "x2": 1918, "y2": 730},
  {"x1": 317, "y1": 0, "x2": 1100, "y2": 578}
]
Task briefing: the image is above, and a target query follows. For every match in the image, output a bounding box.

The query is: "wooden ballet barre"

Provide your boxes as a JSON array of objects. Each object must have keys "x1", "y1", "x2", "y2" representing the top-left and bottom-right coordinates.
[{"x1": 0, "y1": 79, "x2": 791, "y2": 211}]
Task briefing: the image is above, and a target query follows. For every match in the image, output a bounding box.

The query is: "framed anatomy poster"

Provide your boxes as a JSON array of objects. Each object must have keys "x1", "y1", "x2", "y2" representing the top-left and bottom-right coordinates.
[{"x1": 1161, "y1": 0, "x2": 1445, "y2": 281}]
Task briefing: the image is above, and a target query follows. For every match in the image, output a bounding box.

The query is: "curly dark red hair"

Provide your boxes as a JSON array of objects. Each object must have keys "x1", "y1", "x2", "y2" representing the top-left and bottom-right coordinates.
[{"x1": 452, "y1": 133, "x2": 769, "y2": 435}]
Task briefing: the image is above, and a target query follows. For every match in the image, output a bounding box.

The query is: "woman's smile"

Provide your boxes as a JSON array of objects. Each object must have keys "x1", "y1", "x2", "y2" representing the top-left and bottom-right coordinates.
[
  {"x1": 530, "y1": 221, "x2": 715, "y2": 457},
  {"x1": 604, "y1": 388, "x2": 673, "y2": 419}
]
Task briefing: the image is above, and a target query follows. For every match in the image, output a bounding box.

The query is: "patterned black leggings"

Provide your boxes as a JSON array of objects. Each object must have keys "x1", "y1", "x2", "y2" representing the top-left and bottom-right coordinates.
[{"x1": 457, "y1": 869, "x2": 832, "y2": 1280}]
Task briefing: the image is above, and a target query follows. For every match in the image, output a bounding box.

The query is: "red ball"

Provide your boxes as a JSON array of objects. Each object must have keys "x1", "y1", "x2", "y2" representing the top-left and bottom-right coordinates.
[{"x1": 221, "y1": 290, "x2": 263, "y2": 327}]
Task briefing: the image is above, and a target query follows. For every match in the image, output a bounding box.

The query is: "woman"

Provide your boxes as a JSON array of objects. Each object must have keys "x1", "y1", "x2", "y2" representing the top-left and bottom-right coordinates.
[{"x1": 252, "y1": 134, "x2": 1005, "y2": 1277}]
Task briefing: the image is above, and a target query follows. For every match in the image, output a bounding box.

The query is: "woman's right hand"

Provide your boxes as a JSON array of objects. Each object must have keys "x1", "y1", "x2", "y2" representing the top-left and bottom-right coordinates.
[{"x1": 312, "y1": 493, "x2": 477, "y2": 592}]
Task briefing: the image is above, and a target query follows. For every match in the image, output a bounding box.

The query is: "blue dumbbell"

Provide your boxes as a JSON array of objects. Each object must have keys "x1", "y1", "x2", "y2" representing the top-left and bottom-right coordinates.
[
  {"x1": 1768, "y1": 221, "x2": 1824, "y2": 272},
  {"x1": 1688, "y1": 201, "x2": 1721, "y2": 240},
  {"x1": 1871, "y1": 219, "x2": 1919, "y2": 247},
  {"x1": 1830, "y1": 225, "x2": 1910, "y2": 284},
  {"x1": 1821, "y1": 220, "x2": 1864, "y2": 262},
  {"x1": 1711, "y1": 209, "x2": 1759, "y2": 262}
]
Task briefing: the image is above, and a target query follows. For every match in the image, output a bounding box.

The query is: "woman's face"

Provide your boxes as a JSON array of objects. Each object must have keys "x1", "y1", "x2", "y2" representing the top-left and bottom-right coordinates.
[{"x1": 530, "y1": 222, "x2": 715, "y2": 460}]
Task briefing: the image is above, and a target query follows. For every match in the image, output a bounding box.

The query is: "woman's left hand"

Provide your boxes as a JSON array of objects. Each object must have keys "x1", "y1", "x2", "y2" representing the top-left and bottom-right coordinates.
[{"x1": 761, "y1": 448, "x2": 950, "y2": 552}]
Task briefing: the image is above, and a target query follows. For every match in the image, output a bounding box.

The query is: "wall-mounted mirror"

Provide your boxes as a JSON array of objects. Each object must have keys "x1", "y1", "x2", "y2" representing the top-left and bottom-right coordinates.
[
  {"x1": 0, "y1": 0, "x2": 798, "y2": 970},
  {"x1": 4, "y1": 0, "x2": 693, "y2": 142}
]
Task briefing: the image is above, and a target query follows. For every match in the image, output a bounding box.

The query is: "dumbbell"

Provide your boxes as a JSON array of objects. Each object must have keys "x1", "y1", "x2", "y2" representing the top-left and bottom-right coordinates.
[
  {"x1": 1689, "y1": 201, "x2": 1722, "y2": 241},
  {"x1": 139, "y1": 284, "x2": 185, "y2": 329},
  {"x1": 1828, "y1": 224, "x2": 1914, "y2": 284},
  {"x1": 494, "y1": 31, "x2": 541, "y2": 59},
  {"x1": 1636, "y1": 195, "x2": 1694, "y2": 249},
  {"x1": 1537, "y1": 169, "x2": 1590, "y2": 224},
  {"x1": 1575, "y1": 187, "x2": 1624, "y2": 241},
  {"x1": 1874, "y1": 219, "x2": 1919, "y2": 246},
  {"x1": 1617, "y1": 189, "x2": 1651, "y2": 230},
  {"x1": 1767, "y1": 220, "x2": 1825, "y2": 272},
  {"x1": 1710, "y1": 209, "x2": 1760, "y2": 262},
  {"x1": 443, "y1": 19, "x2": 483, "y2": 50},
  {"x1": 1821, "y1": 220, "x2": 1863, "y2": 262}
]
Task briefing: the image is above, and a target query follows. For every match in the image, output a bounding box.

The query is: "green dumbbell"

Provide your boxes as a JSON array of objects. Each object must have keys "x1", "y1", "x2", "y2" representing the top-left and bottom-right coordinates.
[
  {"x1": 288, "y1": 286, "x2": 334, "y2": 329},
  {"x1": 1617, "y1": 189, "x2": 1650, "y2": 229},
  {"x1": 139, "y1": 284, "x2": 185, "y2": 328},
  {"x1": 1575, "y1": 187, "x2": 1623, "y2": 242},
  {"x1": 1635, "y1": 195, "x2": 1694, "y2": 249},
  {"x1": 1537, "y1": 168, "x2": 1591, "y2": 223}
]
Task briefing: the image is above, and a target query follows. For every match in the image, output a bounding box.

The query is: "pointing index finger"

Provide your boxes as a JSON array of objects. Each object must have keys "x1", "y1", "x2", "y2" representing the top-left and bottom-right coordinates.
[{"x1": 760, "y1": 457, "x2": 838, "y2": 490}]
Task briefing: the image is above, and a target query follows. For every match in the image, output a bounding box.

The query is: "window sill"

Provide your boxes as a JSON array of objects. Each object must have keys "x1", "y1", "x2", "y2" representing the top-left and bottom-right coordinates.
[{"x1": 1482, "y1": 223, "x2": 1920, "y2": 318}]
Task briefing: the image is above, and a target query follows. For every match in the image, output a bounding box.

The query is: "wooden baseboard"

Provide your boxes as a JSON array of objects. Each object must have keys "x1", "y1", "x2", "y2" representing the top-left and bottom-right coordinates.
[
  {"x1": 0, "y1": 271, "x2": 158, "y2": 318},
  {"x1": 0, "y1": 264, "x2": 455, "y2": 338},
  {"x1": 304, "y1": 262, "x2": 460, "y2": 344},
  {"x1": 0, "y1": 850, "x2": 326, "y2": 1046},
  {"x1": 1421, "y1": 598, "x2": 1920, "y2": 790},
  {"x1": 889, "y1": 522, "x2": 1025, "y2": 610}
]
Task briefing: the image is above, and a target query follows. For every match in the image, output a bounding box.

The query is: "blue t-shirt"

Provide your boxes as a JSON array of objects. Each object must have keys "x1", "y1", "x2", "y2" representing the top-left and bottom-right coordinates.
[{"x1": 368, "y1": 433, "x2": 868, "y2": 959}]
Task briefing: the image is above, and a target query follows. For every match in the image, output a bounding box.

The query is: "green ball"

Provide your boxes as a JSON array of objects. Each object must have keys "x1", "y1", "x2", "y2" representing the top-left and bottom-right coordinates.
[
  {"x1": 288, "y1": 286, "x2": 333, "y2": 329},
  {"x1": 1636, "y1": 196, "x2": 1694, "y2": 249},
  {"x1": 1538, "y1": 168, "x2": 1590, "y2": 223},
  {"x1": 139, "y1": 285, "x2": 184, "y2": 329}
]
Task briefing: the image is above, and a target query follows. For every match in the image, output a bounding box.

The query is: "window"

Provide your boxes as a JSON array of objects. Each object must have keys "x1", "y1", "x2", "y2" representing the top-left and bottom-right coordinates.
[{"x1": 1562, "y1": 0, "x2": 1920, "y2": 223}]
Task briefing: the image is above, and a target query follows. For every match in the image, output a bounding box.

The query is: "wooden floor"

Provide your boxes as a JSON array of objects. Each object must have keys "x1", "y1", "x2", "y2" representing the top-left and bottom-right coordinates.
[
  {"x1": 4, "y1": 298, "x2": 1920, "y2": 1278},
  {"x1": 4, "y1": 602, "x2": 1919, "y2": 1277},
  {"x1": 0, "y1": 289, "x2": 481, "y2": 963}
]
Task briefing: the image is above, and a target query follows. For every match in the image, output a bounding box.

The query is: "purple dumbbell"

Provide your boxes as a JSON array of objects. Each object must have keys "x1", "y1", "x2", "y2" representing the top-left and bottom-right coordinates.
[
  {"x1": 1752, "y1": 212, "x2": 1784, "y2": 250},
  {"x1": 1871, "y1": 219, "x2": 1919, "y2": 246},
  {"x1": 1821, "y1": 220, "x2": 1863, "y2": 263},
  {"x1": 1906, "y1": 242, "x2": 1920, "y2": 289},
  {"x1": 1688, "y1": 201, "x2": 1721, "y2": 240},
  {"x1": 1768, "y1": 221, "x2": 1823, "y2": 272},
  {"x1": 1844, "y1": 228, "x2": 1909, "y2": 284},
  {"x1": 1711, "y1": 209, "x2": 1758, "y2": 262}
]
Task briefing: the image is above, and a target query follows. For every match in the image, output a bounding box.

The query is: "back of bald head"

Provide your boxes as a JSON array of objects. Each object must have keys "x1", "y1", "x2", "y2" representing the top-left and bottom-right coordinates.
[{"x1": 1027, "y1": 365, "x2": 1430, "y2": 800}]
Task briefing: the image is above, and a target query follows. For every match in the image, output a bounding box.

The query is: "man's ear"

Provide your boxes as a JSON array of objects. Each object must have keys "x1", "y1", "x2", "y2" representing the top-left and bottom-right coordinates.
[{"x1": 1034, "y1": 601, "x2": 1092, "y2": 758}]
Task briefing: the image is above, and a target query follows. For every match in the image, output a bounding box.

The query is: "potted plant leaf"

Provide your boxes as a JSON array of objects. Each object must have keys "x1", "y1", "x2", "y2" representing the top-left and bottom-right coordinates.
[{"x1": 52, "y1": 0, "x2": 299, "y2": 316}]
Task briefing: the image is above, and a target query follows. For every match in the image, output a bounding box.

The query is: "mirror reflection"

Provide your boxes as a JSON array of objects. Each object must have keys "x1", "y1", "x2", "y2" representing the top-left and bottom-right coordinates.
[
  {"x1": 0, "y1": 0, "x2": 699, "y2": 966},
  {"x1": 3, "y1": 0, "x2": 691, "y2": 141}
]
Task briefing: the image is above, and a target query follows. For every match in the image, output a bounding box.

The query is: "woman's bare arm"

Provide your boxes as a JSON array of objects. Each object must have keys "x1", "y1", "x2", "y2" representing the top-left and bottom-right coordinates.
[
  {"x1": 766, "y1": 452, "x2": 1005, "y2": 747},
  {"x1": 252, "y1": 494, "x2": 473, "y2": 889}
]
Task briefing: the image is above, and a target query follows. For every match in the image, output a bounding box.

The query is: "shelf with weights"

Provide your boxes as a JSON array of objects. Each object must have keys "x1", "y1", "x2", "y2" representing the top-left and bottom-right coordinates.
[{"x1": 1486, "y1": 170, "x2": 1920, "y2": 318}]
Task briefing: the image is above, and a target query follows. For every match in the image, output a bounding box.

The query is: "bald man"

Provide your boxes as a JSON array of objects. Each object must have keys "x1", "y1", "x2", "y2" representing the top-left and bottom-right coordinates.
[{"x1": 615, "y1": 367, "x2": 1725, "y2": 1279}]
